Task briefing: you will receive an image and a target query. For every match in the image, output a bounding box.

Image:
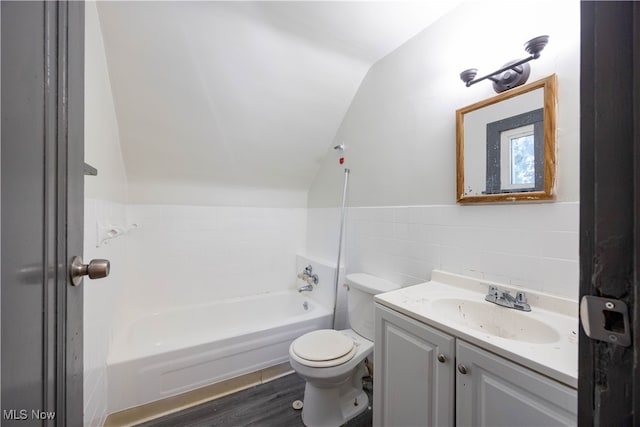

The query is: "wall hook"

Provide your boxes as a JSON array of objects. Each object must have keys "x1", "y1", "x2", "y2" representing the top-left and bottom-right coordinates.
[{"x1": 96, "y1": 222, "x2": 139, "y2": 247}]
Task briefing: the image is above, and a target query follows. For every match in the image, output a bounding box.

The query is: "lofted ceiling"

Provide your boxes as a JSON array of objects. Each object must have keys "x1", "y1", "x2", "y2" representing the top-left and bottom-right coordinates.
[{"x1": 97, "y1": 1, "x2": 459, "y2": 195}]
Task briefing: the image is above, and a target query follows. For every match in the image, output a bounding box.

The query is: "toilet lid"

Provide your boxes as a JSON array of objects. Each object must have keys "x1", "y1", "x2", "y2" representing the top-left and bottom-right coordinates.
[{"x1": 291, "y1": 330, "x2": 355, "y2": 365}]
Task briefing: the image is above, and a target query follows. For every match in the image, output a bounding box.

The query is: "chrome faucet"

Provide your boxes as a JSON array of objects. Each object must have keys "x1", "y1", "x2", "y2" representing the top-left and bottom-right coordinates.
[
  {"x1": 485, "y1": 285, "x2": 531, "y2": 311},
  {"x1": 298, "y1": 284, "x2": 314, "y2": 293},
  {"x1": 297, "y1": 265, "x2": 318, "y2": 292}
]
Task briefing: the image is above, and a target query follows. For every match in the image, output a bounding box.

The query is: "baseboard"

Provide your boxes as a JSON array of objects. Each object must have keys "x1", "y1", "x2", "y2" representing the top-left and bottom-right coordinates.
[{"x1": 103, "y1": 362, "x2": 293, "y2": 427}]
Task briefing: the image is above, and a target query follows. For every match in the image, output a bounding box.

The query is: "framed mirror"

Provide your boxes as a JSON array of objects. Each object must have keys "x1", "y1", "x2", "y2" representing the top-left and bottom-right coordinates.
[{"x1": 456, "y1": 74, "x2": 557, "y2": 203}]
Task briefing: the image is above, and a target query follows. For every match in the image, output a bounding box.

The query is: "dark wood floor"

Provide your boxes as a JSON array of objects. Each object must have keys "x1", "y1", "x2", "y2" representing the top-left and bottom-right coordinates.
[{"x1": 136, "y1": 373, "x2": 373, "y2": 427}]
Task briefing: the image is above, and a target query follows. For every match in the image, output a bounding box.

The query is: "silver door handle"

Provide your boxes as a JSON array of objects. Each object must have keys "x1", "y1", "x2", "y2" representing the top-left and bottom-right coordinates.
[{"x1": 70, "y1": 256, "x2": 110, "y2": 286}]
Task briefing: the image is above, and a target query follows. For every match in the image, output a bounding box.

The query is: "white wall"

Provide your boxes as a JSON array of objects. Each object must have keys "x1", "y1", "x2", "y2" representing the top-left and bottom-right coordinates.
[
  {"x1": 84, "y1": 2, "x2": 129, "y2": 425},
  {"x1": 95, "y1": 2, "x2": 459, "y2": 209},
  {"x1": 307, "y1": 1, "x2": 580, "y2": 302},
  {"x1": 128, "y1": 181, "x2": 307, "y2": 208},
  {"x1": 84, "y1": 5, "x2": 128, "y2": 204},
  {"x1": 309, "y1": 1, "x2": 579, "y2": 207},
  {"x1": 116, "y1": 205, "x2": 306, "y2": 324}
]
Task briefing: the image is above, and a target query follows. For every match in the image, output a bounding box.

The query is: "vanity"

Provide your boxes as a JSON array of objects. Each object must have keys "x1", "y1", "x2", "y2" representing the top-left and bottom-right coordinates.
[{"x1": 372, "y1": 270, "x2": 578, "y2": 427}]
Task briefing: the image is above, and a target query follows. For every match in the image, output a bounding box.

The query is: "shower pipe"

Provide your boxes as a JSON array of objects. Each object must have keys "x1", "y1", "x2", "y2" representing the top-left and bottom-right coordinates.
[{"x1": 333, "y1": 167, "x2": 350, "y2": 329}]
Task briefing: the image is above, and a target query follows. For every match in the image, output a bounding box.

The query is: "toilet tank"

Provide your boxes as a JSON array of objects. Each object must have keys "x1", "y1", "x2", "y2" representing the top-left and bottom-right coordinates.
[{"x1": 346, "y1": 273, "x2": 400, "y2": 341}]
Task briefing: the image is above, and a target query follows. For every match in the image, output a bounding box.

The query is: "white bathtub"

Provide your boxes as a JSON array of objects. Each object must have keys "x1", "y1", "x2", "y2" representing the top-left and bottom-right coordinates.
[{"x1": 107, "y1": 290, "x2": 331, "y2": 413}]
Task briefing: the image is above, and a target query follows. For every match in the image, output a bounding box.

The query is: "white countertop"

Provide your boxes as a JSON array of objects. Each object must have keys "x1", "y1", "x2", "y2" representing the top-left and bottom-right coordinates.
[{"x1": 374, "y1": 270, "x2": 579, "y2": 388}]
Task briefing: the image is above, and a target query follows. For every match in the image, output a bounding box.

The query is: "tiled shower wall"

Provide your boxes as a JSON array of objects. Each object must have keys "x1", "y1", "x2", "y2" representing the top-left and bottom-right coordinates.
[
  {"x1": 84, "y1": 198, "x2": 129, "y2": 427},
  {"x1": 120, "y1": 205, "x2": 307, "y2": 321},
  {"x1": 308, "y1": 202, "x2": 579, "y2": 301}
]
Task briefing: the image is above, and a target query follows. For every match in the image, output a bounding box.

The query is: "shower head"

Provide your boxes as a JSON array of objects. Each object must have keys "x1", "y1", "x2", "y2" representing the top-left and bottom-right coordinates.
[{"x1": 333, "y1": 144, "x2": 345, "y2": 151}]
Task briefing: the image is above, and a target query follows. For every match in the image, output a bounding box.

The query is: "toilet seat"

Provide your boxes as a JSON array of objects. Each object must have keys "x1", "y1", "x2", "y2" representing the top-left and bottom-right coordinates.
[{"x1": 290, "y1": 330, "x2": 357, "y2": 368}]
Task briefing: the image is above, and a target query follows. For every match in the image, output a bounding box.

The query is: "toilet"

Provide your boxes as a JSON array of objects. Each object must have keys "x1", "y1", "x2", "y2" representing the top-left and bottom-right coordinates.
[{"x1": 288, "y1": 273, "x2": 400, "y2": 427}]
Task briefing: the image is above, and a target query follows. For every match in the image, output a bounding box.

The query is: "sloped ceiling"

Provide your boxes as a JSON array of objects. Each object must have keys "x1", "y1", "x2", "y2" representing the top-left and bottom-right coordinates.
[{"x1": 97, "y1": 1, "x2": 458, "y2": 196}]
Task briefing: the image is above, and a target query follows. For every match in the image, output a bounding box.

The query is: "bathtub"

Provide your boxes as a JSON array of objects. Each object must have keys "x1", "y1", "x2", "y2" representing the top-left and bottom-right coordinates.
[{"x1": 107, "y1": 290, "x2": 331, "y2": 413}]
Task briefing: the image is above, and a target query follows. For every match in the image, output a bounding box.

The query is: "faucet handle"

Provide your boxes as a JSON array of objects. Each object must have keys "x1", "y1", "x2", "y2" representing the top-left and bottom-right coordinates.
[
  {"x1": 485, "y1": 285, "x2": 499, "y2": 303},
  {"x1": 515, "y1": 291, "x2": 527, "y2": 304}
]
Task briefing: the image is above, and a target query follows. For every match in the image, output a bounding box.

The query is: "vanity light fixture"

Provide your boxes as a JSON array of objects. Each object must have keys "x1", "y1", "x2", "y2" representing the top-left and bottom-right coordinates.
[{"x1": 459, "y1": 35, "x2": 549, "y2": 93}]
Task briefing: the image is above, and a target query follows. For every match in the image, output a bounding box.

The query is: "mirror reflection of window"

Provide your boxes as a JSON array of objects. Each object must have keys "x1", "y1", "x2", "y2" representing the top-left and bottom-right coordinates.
[
  {"x1": 500, "y1": 124, "x2": 535, "y2": 190},
  {"x1": 485, "y1": 108, "x2": 543, "y2": 194},
  {"x1": 511, "y1": 136, "x2": 535, "y2": 184}
]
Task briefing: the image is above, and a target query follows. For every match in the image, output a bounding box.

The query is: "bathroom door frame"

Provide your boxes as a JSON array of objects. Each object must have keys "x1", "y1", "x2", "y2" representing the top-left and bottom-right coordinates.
[
  {"x1": 1, "y1": 1, "x2": 84, "y2": 425},
  {"x1": 579, "y1": 1, "x2": 639, "y2": 425}
]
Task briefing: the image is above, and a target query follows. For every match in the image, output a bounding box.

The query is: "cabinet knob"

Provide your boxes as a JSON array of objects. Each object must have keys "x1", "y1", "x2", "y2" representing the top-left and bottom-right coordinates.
[
  {"x1": 457, "y1": 363, "x2": 468, "y2": 375},
  {"x1": 437, "y1": 353, "x2": 447, "y2": 363}
]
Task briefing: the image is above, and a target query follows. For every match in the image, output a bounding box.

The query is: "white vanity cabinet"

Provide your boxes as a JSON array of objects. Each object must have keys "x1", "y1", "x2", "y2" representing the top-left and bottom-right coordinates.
[
  {"x1": 456, "y1": 340, "x2": 577, "y2": 427},
  {"x1": 373, "y1": 303, "x2": 577, "y2": 427},
  {"x1": 373, "y1": 304, "x2": 455, "y2": 427}
]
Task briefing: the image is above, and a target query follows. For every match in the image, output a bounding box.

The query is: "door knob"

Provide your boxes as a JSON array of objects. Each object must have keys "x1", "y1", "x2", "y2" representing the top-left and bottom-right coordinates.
[
  {"x1": 70, "y1": 256, "x2": 110, "y2": 286},
  {"x1": 457, "y1": 364, "x2": 468, "y2": 375}
]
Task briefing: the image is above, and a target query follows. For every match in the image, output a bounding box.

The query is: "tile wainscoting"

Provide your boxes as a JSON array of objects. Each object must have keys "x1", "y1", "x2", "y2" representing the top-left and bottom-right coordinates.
[{"x1": 308, "y1": 202, "x2": 578, "y2": 300}]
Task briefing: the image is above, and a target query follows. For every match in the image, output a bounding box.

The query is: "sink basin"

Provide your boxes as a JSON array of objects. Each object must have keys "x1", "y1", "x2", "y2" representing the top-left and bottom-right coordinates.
[{"x1": 431, "y1": 298, "x2": 561, "y2": 344}]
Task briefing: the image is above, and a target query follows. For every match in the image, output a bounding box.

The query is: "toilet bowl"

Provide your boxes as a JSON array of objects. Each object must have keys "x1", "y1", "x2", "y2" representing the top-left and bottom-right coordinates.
[{"x1": 288, "y1": 273, "x2": 399, "y2": 427}]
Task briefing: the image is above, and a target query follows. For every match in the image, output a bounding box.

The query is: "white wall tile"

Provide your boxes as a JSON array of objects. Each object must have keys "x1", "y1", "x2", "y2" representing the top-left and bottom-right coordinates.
[
  {"x1": 370, "y1": 207, "x2": 395, "y2": 223},
  {"x1": 540, "y1": 258, "x2": 579, "y2": 299},
  {"x1": 120, "y1": 205, "x2": 307, "y2": 317},
  {"x1": 308, "y1": 202, "x2": 579, "y2": 301},
  {"x1": 84, "y1": 198, "x2": 128, "y2": 426},
  {"x1": 84, "y1": 370, "x2": 107, "y2": 427},
  {"x1": 393, "y1": 222, "x2": 411, "y2": 240},
  {"x1": 392, "y1": 206, "x2": 410, "y2": 224},
  {"x1": 542, "y1": 231, "x2": 579, "y2": 261},
  {"x1": 406, "y1": 206, "x2": 424, "y2": 224}
]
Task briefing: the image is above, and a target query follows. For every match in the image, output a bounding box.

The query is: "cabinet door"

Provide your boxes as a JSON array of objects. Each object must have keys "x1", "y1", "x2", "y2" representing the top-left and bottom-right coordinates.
[
  {"x1": 373, "y1": 304, "x2": 455, "y2": 427},
  {"x1": 456, "y1": 340, "x2": 577, "y2": 427}
]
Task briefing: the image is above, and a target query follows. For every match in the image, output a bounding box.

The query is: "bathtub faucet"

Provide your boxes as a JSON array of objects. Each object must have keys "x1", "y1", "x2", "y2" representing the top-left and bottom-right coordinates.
[
  {"x1": 298, "y1": 284, "x2": 314, "y2": 293},
  {"x1": 297, "y1": 265, "x2": 319, "y2": 287}
]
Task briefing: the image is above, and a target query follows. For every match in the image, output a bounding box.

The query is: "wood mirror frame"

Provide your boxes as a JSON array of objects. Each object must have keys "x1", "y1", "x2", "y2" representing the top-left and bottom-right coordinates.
[{"x1": 456, "y1": 74, "x2": 557, "y2": 203}]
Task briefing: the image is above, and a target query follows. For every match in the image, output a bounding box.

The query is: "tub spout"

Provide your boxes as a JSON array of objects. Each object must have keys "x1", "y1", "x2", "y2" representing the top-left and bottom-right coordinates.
[{"x1": 298, "y1": 284, "x2": 314, "y2": 293}]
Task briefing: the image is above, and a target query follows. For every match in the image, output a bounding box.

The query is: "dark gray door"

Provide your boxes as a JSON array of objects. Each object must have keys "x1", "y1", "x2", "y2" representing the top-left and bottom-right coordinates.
[
  {"x1": 579, "y1": 1, "x2": 639, "y2": 425},
  {"x1": 1, "y1": 1, "x2": 84, "y2": 426}
]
